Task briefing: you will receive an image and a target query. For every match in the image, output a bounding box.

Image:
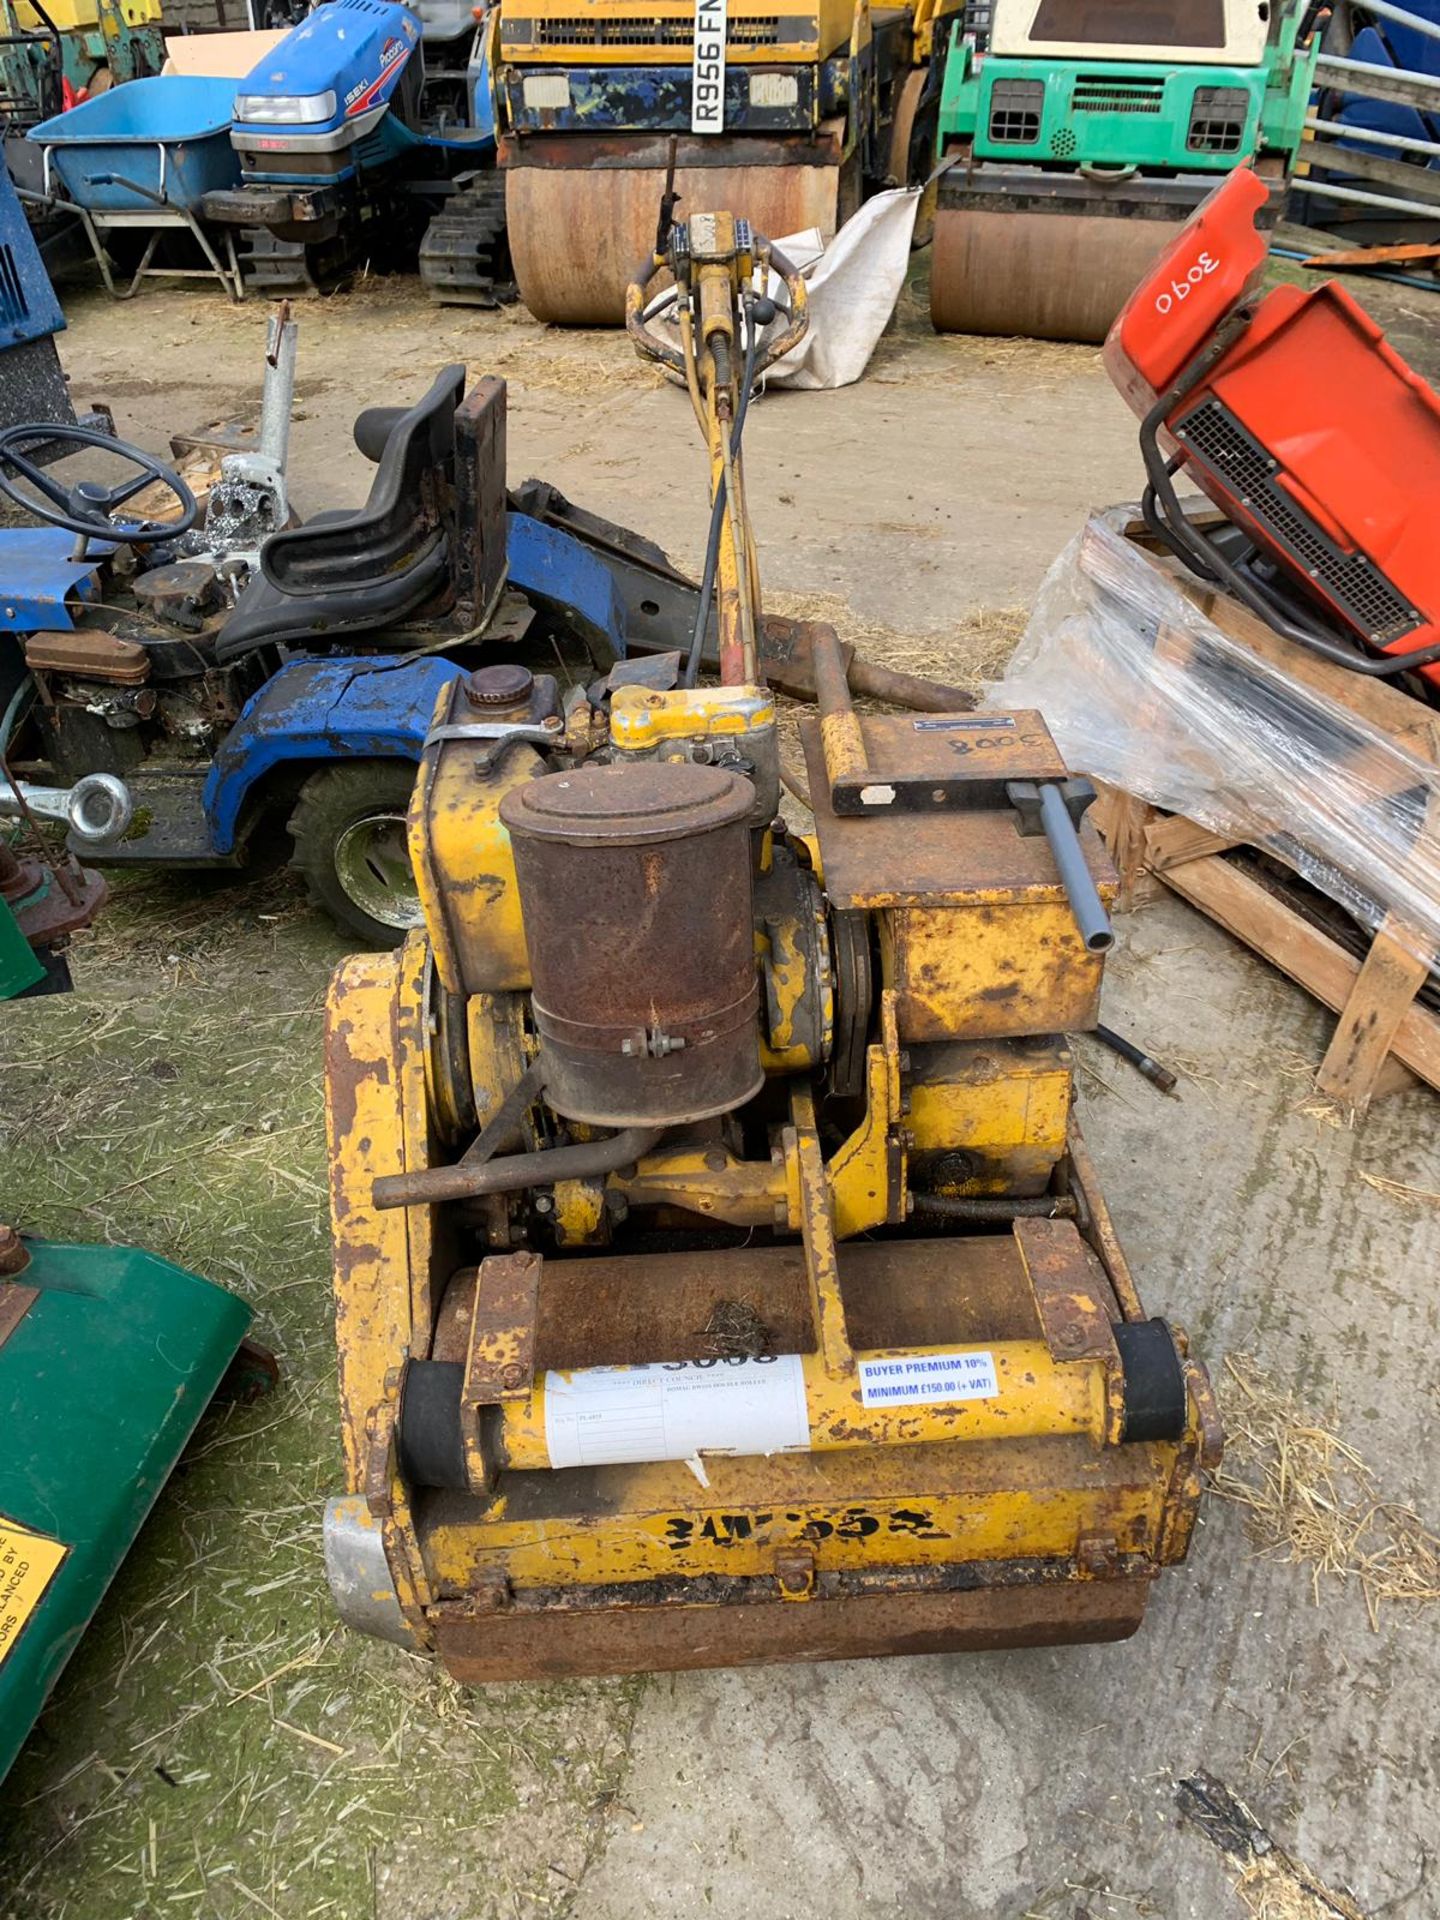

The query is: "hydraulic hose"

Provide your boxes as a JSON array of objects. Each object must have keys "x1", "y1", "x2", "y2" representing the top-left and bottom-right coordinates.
[
  {"x1": 684, "y1": 295, "x2": 767, "y2": 689},
  {"x1": 911, "y1": 1192, "x2": 1079, "y2": 1221},
  {"x1": 372, "y1": 1126, "x2": 665, "y2": 1211}
]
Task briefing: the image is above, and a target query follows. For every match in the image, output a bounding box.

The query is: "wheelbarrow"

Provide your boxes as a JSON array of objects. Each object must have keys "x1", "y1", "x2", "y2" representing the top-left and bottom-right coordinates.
[{"x1": 28, "y1": 76, "x2": 245, "y2": 299}]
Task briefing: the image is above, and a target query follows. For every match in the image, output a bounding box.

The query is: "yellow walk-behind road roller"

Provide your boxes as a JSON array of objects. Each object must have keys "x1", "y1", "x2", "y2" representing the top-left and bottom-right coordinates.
[
  {"x1": 494, "y1": 0, "x2": 959, "y2": 324},
  {"x1": 323, "y1": 212, "x2": 1220, "y2": 1678}
]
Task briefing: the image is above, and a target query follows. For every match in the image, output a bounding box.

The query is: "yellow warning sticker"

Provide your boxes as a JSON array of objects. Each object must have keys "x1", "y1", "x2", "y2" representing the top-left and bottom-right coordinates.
[{"x1": 0, "y1": 1517, "x2": 68, "y2": 1668}]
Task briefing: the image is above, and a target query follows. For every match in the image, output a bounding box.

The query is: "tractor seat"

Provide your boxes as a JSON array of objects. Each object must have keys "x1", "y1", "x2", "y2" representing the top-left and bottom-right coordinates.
[{"x1": 214, "y1": 364, "x2": 466, "y2": 663}]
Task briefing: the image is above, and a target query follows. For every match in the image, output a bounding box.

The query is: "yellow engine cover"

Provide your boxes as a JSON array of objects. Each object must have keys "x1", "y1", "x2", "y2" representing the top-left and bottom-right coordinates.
[{"x1": 500, "y1": 0, "x2": 860, "y2": 66}]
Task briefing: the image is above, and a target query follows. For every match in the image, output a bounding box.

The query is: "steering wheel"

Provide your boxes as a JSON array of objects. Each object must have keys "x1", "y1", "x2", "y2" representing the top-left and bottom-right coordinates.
[{"x1": 0, "y1": 421, "x2": 199, "y2": 543}]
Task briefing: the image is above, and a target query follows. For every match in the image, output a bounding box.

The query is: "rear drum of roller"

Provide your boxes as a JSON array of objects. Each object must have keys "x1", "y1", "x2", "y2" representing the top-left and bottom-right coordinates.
[{"x1": 507, "y1": 161, "x2": 842, "y2": 326}]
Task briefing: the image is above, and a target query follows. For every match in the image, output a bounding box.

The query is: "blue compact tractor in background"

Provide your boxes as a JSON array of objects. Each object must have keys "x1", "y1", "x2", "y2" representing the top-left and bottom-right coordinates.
[{"x1": 202, "y1": 0, "x2": 509, "y2": 300}]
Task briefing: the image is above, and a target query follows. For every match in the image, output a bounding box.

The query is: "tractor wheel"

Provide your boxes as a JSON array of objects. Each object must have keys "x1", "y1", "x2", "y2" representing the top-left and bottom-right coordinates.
[{"x1": 288, "y1": 762, "x2": 423, "y2": 947}]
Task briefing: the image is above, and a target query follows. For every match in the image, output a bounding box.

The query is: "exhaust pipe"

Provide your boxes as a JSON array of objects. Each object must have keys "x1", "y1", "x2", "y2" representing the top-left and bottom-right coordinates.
[{"x1": 1, "y1": 772, "x2": 134, "y2": 844}]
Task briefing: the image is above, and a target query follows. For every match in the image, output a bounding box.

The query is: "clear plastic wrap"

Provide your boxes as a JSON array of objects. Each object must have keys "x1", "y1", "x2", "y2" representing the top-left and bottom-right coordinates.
[{"x1": 986, "y1": 511, "x2": 1440, "y2": 967}]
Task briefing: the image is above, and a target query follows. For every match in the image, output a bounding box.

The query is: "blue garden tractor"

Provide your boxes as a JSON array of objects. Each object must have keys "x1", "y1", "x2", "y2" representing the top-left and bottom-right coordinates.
[
  {"x1": 202, "y1": 0, "x2": 511, "y2": 301},
  {"x1": 0, "y1": 337, "x2": 669, "y2": 943}
]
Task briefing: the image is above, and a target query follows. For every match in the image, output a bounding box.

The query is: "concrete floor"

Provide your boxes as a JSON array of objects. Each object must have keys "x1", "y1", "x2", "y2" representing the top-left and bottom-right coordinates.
[{"x1": 4, "y1": 258, "x2": 1438, "y2": 1920}]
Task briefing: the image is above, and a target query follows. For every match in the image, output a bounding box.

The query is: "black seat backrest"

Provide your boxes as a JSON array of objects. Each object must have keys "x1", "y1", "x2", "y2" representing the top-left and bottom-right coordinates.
[{"x1": 260, "y1": 364, "x2": 466, "y2": 598}]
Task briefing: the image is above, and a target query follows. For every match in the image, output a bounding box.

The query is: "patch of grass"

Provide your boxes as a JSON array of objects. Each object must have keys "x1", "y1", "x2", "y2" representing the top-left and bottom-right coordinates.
[{"x1": 1, "y1": 878, "x2": 640, "y2": 1920}]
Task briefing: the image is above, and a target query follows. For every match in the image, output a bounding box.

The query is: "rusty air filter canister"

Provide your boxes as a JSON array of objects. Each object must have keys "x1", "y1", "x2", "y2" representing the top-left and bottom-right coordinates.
[{"x1": 499, "y1": 762, "x2": 763, "y2": 1127}]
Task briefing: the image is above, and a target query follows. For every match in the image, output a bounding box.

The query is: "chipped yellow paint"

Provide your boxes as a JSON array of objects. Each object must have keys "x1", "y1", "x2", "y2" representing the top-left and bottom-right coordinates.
[
  {"x1": 828, "y1": 988, "x2": 905, "y2": 1238},
  {"x1": 756, "y1": 870, "x2": 833, "y2": 1074},
  {"x1": 882, "y1": 899, "x2": 1112, "y2": 1043},
  {"x1": 423, "y1": 1449, "x2": 1172, "y2": 1590},
  {"x1": 610, "y1": 683, "x2": 774, "y2": 749},
  {"x1": 609, "y1": 1136, "x2": 791, "y2": 1230},
  {"x1": 324, "y1": 951, "x2": 421, "y2": 1490},
  {"x1": 908, "y1": 1037, "x2": 1072, "y2": 1194},
  {"x1": 407, "y1": 679, "x2": 539, "y2": 999},
  {"x1": 552, "y1": 1178, "x2": 607, "y2": 1247}
]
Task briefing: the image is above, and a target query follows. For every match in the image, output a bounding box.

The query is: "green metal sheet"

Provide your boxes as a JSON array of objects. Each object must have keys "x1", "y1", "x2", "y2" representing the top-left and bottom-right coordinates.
[
  {"x1": 0, "y1": 1240, "x2": 252, "y2": 1782},
  {"x1": 0, "y1": 893, "x2": 44, "y2": 1000}
]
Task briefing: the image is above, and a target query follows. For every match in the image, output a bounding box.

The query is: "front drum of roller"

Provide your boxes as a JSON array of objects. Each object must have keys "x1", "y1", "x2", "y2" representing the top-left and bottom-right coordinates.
[{"x1": 929, "y1": 205, "x2": 1187, "y2": 344}]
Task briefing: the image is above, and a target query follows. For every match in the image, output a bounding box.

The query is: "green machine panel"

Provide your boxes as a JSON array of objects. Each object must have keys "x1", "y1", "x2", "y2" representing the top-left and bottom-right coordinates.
[{"x1": 0, "y1": 1240, "x2": 254, "y2": 1782}]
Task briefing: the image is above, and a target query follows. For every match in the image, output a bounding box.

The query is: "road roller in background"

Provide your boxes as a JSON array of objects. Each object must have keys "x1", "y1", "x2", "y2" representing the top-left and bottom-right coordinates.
[
  {"x1": 929, "y1": 0, "x2": 1323, "y2": 342},
  {"x1": 494, "y1": 0, "x2": 960, "y2": 324},
  {"x1": 321, "y1": 206, "x2": 1220, "y2": 1678}
]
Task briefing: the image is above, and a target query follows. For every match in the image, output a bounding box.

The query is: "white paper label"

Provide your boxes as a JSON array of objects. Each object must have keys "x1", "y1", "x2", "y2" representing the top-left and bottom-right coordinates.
[
  {"x1": 543, "y1": 1355, "x2": 809, "y2": 1469},
  {"x1": 691, "y1": 0, "x2": 727, "y2": 133},
  {"x1": 857, "y1": 1351, "x2": 999, "y2": 1408}
]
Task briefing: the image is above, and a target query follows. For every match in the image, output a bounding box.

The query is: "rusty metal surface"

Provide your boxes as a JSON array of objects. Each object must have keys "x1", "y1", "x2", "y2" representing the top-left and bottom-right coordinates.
[
  {"x1": 1065, "y1": 1119, "x2": 1146, "y2": 1322},
  {"x1": 24, "y1": 628, "x2": 151, "y2": 683},
  {"x1": 432, "y1": 1568, "x2": 1155, "y2": 1679},
  {"x1": 758, "y1": 617, "x2": 976, "y2": 714},
  {"x1": 826, "y1": 709, "x2": 1068, "y2": 817},
  {"x1": 0, "y1": 1282, "x2": 38, "y2": 1349},
  {"x1": 474, "y1": 1234, "x2": 1047, "y2": 1373},
  {"x1": 798, "y1": 716, "x2": 1117, "y2": 910},
  {"x1": 0, "y1": 841, "x2": 107, "y2": 946},
  {"x1": 464, "y1": 1250, "x2": 543, "y2": 1405},
  {"x1": 506, "y1": 158, "x2": 840, "y2": 324},
  {"x1": 372, "y1": 1124, "x2": 664, "y2": 1211},
  {"x1": 1015, "y1": 1215, "x2": 1126, "y2": 1447},
  {"x1": 791, "y1": 1083, "x2": 855, "y2": 1378},
  {"x1": 500, "y1": 763, "x2": 763, "y2": 1126},
  {"x1": 0, "y1": 1226, "x2": 32, "y2": 1278},
  {"x1": 1016, "y1": 1217, "x2": 1121, "y2": 1362},
  {"x1": 451, "y1": 376, "x2": 508, "y2": 627}
]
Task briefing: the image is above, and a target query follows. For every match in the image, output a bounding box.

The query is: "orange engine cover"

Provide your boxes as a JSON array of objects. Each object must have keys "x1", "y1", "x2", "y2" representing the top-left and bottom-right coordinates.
[{"x1": 1106, "y1": 166, "x2": 1440, "y2": 686}]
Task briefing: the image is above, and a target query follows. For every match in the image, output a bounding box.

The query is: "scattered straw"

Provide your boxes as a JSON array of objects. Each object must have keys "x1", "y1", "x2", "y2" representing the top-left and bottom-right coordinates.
[
  {"x1": 1212, "y1": 1355, "x2": 1440, "y2": 1628},
  {"x1": 763, "y1": 585, "x2": 1028, "y2": 689},
  {"x1": 1235, "y1": 1859, "x2": 1366, "y2": 1920},
  {"x1": 1358, "y1": 1171, "x2": 1440, "y2": 1207}
]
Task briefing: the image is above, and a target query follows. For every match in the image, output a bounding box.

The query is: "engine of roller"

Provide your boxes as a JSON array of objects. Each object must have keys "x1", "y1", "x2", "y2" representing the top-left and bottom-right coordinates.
[{"x1": 323, "y1": 210, "x2": 1221, "y2": 1680}]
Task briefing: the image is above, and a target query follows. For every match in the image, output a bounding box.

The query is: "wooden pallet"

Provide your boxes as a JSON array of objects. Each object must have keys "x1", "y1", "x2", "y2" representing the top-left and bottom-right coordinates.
[{"x1": 1091, "y1": 550, "x2": 1440, "y2": 1116}]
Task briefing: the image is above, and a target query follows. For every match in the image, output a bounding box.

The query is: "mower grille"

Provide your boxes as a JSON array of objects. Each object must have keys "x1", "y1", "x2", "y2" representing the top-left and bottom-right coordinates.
[
  {"x1": 1187, "y1": 85, "x2": 1248, "y2": 153},
  {"x1": 988, "y1": 78, "x2": 1043, "y2": 143},
  {"x1": 534, "y1": 13, "x2": 781, "y2": 43},
  {"x1": 1071, "y1": 75, "x2": 1164, "y2": 113},
  {"x1": 1176, "y1": 398, "x2": 1422, "y2": 646},
  {"x1": 0, "y1": 246, "x2": 30, "y2": 330}
]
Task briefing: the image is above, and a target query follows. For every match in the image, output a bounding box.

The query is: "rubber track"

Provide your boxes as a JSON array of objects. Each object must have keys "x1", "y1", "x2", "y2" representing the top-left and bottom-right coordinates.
[{"x1": 418, "y1": 174, "x2": 514, "y2": 307}]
